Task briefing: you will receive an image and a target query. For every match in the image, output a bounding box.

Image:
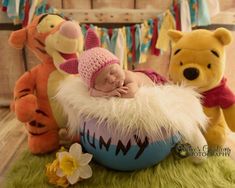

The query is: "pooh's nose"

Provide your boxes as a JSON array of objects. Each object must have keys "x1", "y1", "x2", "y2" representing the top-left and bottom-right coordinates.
[
  {"x1": 59, "y1": 21, "x2": 80, "y2": 39},
  {"x1": 183, "y1": 68, "x2": 199, "y2": 80}
]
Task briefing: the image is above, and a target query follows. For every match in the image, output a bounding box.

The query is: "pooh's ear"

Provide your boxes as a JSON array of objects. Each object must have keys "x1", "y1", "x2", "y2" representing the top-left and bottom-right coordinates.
[
  {"x1": 167, "y1": 29, "x2": 184, "y2": 43},
  {"x1": 214, "y1": 28, "x2": 232, "y2": 46},
  {"x1": 85, "y1": 28, "x2": 100, "y2": 50},
  {"x1": 8, "y1": 28, "x2": 27, "y2": 49}
]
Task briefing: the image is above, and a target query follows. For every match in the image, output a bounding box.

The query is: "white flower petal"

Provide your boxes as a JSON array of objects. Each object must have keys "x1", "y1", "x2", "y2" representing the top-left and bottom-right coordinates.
[
  {"x1": 69, "y1": 143, "x2": 82, "y2": 159},
  {"x1": 57, "y1": 152, "x2": 69, "y2": 161},
  {"x1": 79, "y1": 153, "x2": 93, "y2": 166},
  {"x1": 67, "y1": 169, "x2": 80, "y2": 184},
  {"x1": 79, "y1": 165, "x2": 92, "y2": 179},
  {"x1": 56, "y1": 168, "x2": 64, "y2": 177}
]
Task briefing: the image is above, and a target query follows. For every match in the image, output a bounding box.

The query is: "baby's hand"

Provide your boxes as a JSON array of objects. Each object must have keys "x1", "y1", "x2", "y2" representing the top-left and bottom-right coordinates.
[
  {"x1": 108, "y1": 90, "x2": 121, "y2": 97},
  {"x1": 108, "y1": 86, "x2": 128, "y2": 97},
  {"x1": 117, "y1": 86, "x2": 128, "y2": 94}
]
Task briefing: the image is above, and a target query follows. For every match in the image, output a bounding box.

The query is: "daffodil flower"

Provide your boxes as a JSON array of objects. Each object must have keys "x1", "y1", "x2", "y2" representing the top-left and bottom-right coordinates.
[
  {"x1": 46, "y1": 159, "x2": 69, "y2": 188},
  {"x1": 56, "y1": 143, "x2": 93, "y2": 185}
]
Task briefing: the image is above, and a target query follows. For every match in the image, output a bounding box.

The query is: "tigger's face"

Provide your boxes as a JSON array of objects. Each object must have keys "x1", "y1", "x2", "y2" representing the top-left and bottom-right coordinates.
[{"x1": 9, "y1": 14, "x2": 83, "y2": 72}]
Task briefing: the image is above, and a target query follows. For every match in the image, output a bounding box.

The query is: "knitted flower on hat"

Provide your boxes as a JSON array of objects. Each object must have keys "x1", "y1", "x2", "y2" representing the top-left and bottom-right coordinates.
[{"x1": 78, "y1": 47, "x2": 119, "y2": 87}]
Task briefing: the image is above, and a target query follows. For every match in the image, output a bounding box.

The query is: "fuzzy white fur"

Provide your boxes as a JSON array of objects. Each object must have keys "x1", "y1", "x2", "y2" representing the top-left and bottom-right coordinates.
[{"x1": 56, "y1": 76, "x2": 208, "y2": 162}]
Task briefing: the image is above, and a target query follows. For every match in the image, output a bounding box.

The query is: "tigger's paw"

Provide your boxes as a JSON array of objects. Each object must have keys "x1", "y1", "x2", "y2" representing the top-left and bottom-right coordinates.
[{"x1": 15, "y1": 94, "x2": 38, "y2": 122}]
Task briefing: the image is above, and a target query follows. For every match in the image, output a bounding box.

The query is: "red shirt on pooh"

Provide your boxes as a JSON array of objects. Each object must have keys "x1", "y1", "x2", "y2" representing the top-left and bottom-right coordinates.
[{"x1": 202, "y1": 78, "x2": 235, "y2": 108}]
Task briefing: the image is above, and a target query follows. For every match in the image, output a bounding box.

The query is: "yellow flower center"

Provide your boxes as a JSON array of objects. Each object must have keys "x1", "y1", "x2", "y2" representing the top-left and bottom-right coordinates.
[
  {"x1": 60, "y1": 155, "x2": 78, "y2": 176},
  {"x1": 46, "y1": 159, "x2": 69, "y2": 187}
]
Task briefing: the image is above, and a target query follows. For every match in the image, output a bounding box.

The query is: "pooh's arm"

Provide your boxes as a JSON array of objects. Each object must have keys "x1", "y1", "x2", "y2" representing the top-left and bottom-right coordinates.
[
  {"x1": 223, "y1": 105, "x2": 235, "y2": 132},
  {"x1": 13, "y1": 69, "x2": 38, "y2": 122}
]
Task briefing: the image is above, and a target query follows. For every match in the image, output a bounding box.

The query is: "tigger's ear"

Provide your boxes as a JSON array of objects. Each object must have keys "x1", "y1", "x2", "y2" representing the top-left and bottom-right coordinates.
[{"x1": 8, "y1": 28, "x2": 27, "y2": 49}]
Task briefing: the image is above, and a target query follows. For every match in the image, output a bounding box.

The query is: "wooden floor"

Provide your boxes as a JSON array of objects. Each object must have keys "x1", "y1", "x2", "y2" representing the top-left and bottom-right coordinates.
[{"x1": 0, "y1": 107, "x2": 27, "y2": 187}]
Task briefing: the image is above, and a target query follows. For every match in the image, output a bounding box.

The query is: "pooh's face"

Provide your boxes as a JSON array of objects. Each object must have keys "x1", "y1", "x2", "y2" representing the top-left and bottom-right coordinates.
[
  {"x1": 168, "y1": 29, "x2": 232, "y2": 92},
  {"x1": 169, "y1": 46, "x2": 225, "y2": 93}
]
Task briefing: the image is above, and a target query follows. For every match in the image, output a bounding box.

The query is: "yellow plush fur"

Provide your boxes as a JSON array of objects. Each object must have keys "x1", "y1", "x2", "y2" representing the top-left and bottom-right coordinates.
[{"x1": 168, "y1": 28, "x2": 235, "y2": 147}]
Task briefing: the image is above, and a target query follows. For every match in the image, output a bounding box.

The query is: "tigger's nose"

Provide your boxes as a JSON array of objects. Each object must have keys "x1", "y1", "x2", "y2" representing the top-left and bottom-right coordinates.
[{"x1": 59, "y1": 21, "x2": 80, "y2": 39}]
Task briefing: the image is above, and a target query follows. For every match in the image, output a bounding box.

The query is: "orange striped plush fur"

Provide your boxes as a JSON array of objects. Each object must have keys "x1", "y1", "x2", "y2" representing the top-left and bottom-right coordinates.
[{"x1": 8, "y1": 14, "x2": 83, "y2": 154}]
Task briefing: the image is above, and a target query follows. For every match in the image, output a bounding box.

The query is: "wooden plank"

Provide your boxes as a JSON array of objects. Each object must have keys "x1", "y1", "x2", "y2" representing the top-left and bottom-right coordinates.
[
  {"x1": 0, "y1": 138, "x2": 27, "y2": 185},
  {"x1": 0, "y1": 122, "x2": 26, "y2": 175},
  {"x1": 93, "y1": 0, "x2": 134, "y2": 9},
  {"x1": 63, "y1": 0, "x2": 91, "y2": 9},
  {"x1": 206, "y1": 11, "x2": 235, "y2": 94},
  {"x1": 224, "y1": 31, "x2": 235, "y2": 93},
  {"x1": 0, "y1": 109, "x2": 27, "y2": 175},
  {"x1": 0, "y1": 12, "x2": 12, "y2": 24},
  {"x1": 48, "y1": 0, "x2": 62, "y2": 8},
  {"x1": 136, "y1": 0, "x2": 172, "y2": 10},
  {"x1": 0, "y1": 31, "x2": 24, "y2": 106},
  {"x1": 219, "y1": 0, "x2": 235, "y2": 11},
  {"x1": 0, "y1": 108, "x2": 13, "y2": 122},
  {"x1": 211, "y1": 10, "x2": 235, "y2": 25},
  {"x1": 62, "y1": 8, "x2": 162, "y2": 23},
  {"x1": 0, "y1": 108, "x2": 27, "y2": 185},
  {"x1": 0, "y1": 177, "x2": 5, "y2": 188}
]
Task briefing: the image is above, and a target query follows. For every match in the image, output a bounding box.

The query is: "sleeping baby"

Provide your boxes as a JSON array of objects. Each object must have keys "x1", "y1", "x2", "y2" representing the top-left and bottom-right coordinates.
[
  {"x1": 58, "y1": 29, "x2": 208, "y2": 165},
  {"x1": 60, "y1": 29, "x2": 166, "y2": 98}
]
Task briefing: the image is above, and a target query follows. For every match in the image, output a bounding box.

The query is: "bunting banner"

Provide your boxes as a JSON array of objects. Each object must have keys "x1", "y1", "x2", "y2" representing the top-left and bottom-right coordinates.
[{"x1": 1, "y1": 0, "x2": 212, "y2": 68}]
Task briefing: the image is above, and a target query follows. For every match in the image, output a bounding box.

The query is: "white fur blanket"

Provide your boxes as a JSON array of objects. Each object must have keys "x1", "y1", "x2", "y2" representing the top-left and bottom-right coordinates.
[{"x1": 56, "y1": 76, "x2": 208, "y2": 153}]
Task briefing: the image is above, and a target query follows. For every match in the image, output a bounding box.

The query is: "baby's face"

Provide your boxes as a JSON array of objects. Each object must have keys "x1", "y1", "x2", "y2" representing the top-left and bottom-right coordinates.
[{"x1": 94, "y1": 63, "x2": 125, "y2": 92}]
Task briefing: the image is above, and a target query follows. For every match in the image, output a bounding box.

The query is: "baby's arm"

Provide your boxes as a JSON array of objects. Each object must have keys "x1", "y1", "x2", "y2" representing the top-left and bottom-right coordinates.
[
  {"x1": 90, "y1": 87, "x2": 128, "y2": 98},
  {"x1": 90, "y1": 88, "x2": 110, "y2": 97},
  {"x1": 121, "y1": 71, "x2": 138, "y2": 98}
]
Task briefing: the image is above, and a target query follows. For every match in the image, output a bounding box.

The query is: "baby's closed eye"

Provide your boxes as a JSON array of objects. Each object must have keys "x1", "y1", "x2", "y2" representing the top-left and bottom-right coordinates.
[
  {"x1": 110, "y1": 71, "x2": 114, "y2": 75},
  {"x1": 104, "y1": 78, "x2": 109, "y2": 83}
]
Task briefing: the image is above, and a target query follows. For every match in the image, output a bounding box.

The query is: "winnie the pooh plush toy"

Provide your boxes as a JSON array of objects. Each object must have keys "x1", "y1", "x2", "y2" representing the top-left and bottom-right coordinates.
[
  {"x1": 168, "y1": 28, "x2": 235, "y2": 147},
  {"x1": 8, "y1": 14, "x2": 83, "y2": 154}
]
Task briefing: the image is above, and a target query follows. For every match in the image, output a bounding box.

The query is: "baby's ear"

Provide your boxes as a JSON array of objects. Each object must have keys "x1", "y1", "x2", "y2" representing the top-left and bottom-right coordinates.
[
  {"x1": 59, "y1": 59, "x2": 79, "y2": 74},
  {"x1": 85, "y1": 28, "x2": 100, "y2": 50},
  {"x1": 8, "y1": 28, "x2": 27, "y2": 49}
]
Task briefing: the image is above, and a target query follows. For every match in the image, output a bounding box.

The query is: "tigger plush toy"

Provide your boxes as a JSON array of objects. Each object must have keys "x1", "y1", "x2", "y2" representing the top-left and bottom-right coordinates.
[{"x1": 8, "y1": 14, "x2": 83, "y2": 154}]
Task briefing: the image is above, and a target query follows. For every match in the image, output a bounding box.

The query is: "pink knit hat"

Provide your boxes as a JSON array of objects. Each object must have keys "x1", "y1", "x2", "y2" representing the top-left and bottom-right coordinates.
[
  {"x1": 78, "y1": 47, "x2": 119, "y2": 87},
  {"x1": 60, "y1": 29, "x2": 119, "y2": 87}
]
